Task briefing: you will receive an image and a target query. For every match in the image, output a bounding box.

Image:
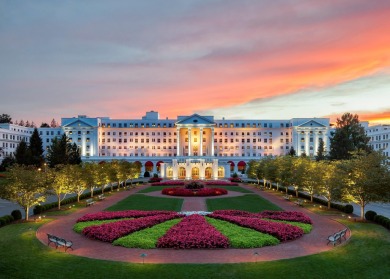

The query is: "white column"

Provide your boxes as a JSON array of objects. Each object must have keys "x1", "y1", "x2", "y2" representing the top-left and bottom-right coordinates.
[
  {"x1": 212, "y1": 159, "x2": 218, "y2": 180},
  {"x1": 200, "y1": 128, "x2": 203, "y2": 156},
  {"x1": 188, "y1": 128, "x2": 192, "y2": 156},
  {"x1": 172, "y1": 159, "x2": 178, "y2": 180},
  {"x1": 225, "y1": 163, "x2": 231, "y2": 178},
  {"x1": 305, "y1": 131, "x2": 310, "y2": 155},
  {"x1": 176, "y1": 128, "x2": 180, "y2": 156},
  {"x1": 160, "y1": 163, "x2": 165, "y2": 178},
  {"x1": 185, "y1": 159, "x2": 191, "y2": 180},
  {"x1": 314, "y1": 131, "x2": 319, "y2": 156},
  {"x1": 211, "y1": 127, "x2": 215, "y2": 156}
]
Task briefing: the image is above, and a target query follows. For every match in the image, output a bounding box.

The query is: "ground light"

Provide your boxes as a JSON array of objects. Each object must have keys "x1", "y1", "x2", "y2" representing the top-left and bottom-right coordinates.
[{"x1": 140, "y1": 253, "x2": 147, "y2": 264}]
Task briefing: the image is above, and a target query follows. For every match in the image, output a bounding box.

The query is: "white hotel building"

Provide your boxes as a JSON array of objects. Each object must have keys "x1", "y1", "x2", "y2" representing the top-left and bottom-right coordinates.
[{"x1": 1, "y1": 111, "x2": 331, "y2": 179}]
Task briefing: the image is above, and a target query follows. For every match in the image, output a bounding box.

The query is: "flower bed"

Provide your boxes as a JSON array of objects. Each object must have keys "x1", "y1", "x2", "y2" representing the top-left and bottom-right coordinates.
[
  {"x1": 82, "y1": 213, "x2": 182, "y2": 242},
  {"x1": 208, "y1": 213, "x2": 304, "y2": 241},
  {"x1": 76, "y1": 210, "x2": 175, "y2": 223},
  {"x1": 156, "y1": 215, "x2": 229, "y2": 249},
  {"x1": 151, "y1": 181, "x2": 184, "y2": 186},
  {"x1": 151, "y1": 180, "x2": 239, "y2": 186},
  {"x1": 257, "y1": 210, "x2": 312, "y2": 224},
  {"x1": 77, "y1": 210, "x2": 311, "y2": 248},
  {"x1": 161, "y1": 187, "x2": 228, "y2": 197}
]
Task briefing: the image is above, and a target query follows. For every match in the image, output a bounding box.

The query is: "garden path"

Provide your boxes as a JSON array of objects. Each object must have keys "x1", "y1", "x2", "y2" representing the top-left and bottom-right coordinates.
[{"x1": 36, "y1": 184, "x2": 350, "y2": 263}]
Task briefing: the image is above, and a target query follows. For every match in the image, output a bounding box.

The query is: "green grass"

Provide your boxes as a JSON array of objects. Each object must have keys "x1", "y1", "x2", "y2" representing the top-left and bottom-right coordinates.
[
  {"x1": 0, "y1": 219, "x2": 389, "y2": 278},
  {"x1": 206, "y1": 194, "x2": 281, "y2": 212},
  {"x1": 137, "y1": 186, "x2": 172, "y2": 193},
  {"x1": 73, "y1": 218, "x2": 133, "y2": 233},
  {"x1": 113, "y1": 218, "x2": 182, "y2": 249},
  {"x1": 205, "y1": 217, "x2": 279, "y2": 248},
  {"x1": 106, "y1": 194, "x2": 183, "y2": 211}
]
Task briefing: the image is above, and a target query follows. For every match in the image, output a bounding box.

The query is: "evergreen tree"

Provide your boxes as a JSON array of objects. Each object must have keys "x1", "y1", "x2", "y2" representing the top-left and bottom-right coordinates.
[
  {"x1": 329, "y1": 113, "x2": 371, "y2": 160},
  {"x1": 315, "y1": 138, "x2": 326, "y2": 161},
  {"x1": 287, "y1": 147, "x2": 296, "y2": 156},
  {"x1": 50, "y1": 119, "x2": 58, "y2": 128},
  {"x1": 0, "y1": 114, "x2": 12, "y2": 123},
  {"x1": 29, "y1": 128, "x2": 44, "y2": 167},
  {"x1": 14, "y1": 139, "x2": 32, "y2": 165},
  {"x1": 40, "y1": 122, "x2": 50, "y2": 128},
  {"x1": 0, "y1": 155, "x2": 16, "y2": 171},
  {"x1": 46, "y1": 134, "x2": 81, "y2": 167}
]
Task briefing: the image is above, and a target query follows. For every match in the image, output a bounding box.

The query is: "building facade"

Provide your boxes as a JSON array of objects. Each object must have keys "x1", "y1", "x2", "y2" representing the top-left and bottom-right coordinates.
[{"x1": 1, "y1": 111, "x2": 332, "y2": 179}]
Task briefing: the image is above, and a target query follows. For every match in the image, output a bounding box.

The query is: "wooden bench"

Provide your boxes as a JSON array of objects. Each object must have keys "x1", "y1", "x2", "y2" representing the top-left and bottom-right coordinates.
[
  {"x1": 47, "y1": 233, "x2": 73, "y2": 251},
  {"x1": 98, "y1": 194, "x2": 105, "y2": 200},
  {"x1": 283, "y1": 195, "x2": 291, "y2": 201},
  {"x1": 86, "y1": 198, "x2": 95, "y2": 206},
  {"x1": 294, "y1": 199, "x2": 304, "y2": 206},
  {"x1": 327, "y1": 228, "x2": 348, "y2": 246}
]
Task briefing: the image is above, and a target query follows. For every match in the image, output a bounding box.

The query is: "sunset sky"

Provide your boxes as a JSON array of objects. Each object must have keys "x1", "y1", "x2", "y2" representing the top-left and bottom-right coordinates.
[{"x1": 1, "y1": 0, "x2": 390, "y2": 125}]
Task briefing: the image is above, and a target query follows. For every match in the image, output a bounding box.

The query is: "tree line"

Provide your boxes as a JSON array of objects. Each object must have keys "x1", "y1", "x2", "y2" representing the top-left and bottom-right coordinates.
[{"x1": 0, "y1": 161, "x2": 141, "y2": 220}]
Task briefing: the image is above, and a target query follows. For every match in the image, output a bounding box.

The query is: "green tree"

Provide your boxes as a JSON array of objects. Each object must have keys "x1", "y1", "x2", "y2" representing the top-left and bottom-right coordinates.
[
  {"x1": 0, "y1": 114, "x2": 12, "y2": 123},
  {"x1": 329, "y1": 113, "x2": 371, "y2": 160},
  {"x1": 40, "y1": 123, "x2": 50, "y2": 128},
  {"x1": 299, "y1": 158, "x2": 320, "y2": 202},
  {"x1": 14, "y1": 139, "x2": 32, "y2": 165},
  {"x1": 0, "y1": 155, "x2": 16, "y2": 171},
  {"x1": 0, "y1": 165, "x2": 46, "y2": 220},
  {"x1": 315, "y1": 138, "x2": 326, "y2": 161},
  {"x1": 46, "y1": 134, "x2": 81, "y2": 167},
  {"x1": 343, "y1": 151, "x2": 390, "y2": 219},
  {"x1": 125, "y1": 161, "x2": 140, "y2": 187},
  {"x1": 29, "y1": 128, "x2": 44, "y2": 167},
  {"x1": 66, "y1": 165, "x2": 86, "y2": 203},
  {"x1": 287, "y1": 147, "x2": 296, "y2": 156},
  {"x1": 264, "y1": 157, "x2": 278, "y2": 189},
  {"x1": 317, "y1": 161, "x2": 343, "y2": 209},
  {"x1": 82, "y1": 162, "x2": 97, "y2": 198},
  {"x1": 49, "y1": 165, "x2": 73, "y2": 210},
  {"x1": 246, "y1": 160, "x2": 264, "y2": 186}
]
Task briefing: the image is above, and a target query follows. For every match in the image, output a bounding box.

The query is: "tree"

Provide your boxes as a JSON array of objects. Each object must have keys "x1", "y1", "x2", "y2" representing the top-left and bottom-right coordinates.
[
  {"x1": 46, "y1": 134, "x2": 81, "y2": 167},
  {"x1": 29, "y1": 128, "x2": 44, "y2": 167},
  {"x1": 0, "y1": 155, "x2": 16, "y2": 171},
  {"x1": 19, "y1": 120, "x2": 25, "y2": 126},
  {"x1": 49, "y1": 165, "x2": 73, "y2": 210},
  {"x1": 125, "y1": 162, "x2": 140, "y2": 186},
  {"x1": 82, "y1": 162, "x2": 97, "y2": 198},
  {"x1": 40, "y1": 123, "x2": 50, "y2": 128},
  {"x1": 343, "y1": 151, "x2": 390, "y2": 219},
  {"x1": 66, "y1": 165, "x2": 86, "y2": 203},
  {"x1": 246, "y1": 160, "x2": 264, "y2": 186},
  {"x1": 329, "y1": 113, "x2": 371, "y2": 160},
  {"x1": 0, "y1": 114, "x2": 12, "y2": 123},
  {"x1": 264, "y1": 157, "x2": 278, "y2": 189},
  {"x1": 0, "y1": 165, "x2": 47, "y2": 220},
  {"x1": 315, "y1": 138, "x2": 326, "y2": 161},
  {"x1": 287, "y1": 147, "x2": 296, "y2": 156},
  {"x1": 299, "y1": 158, "x2": 320, "y2": 202},
  {"x1": 317, "y1": 161, "x2": 343, "y2": 209},
  {"x1": 50, "y1": 119, "x2": 58, "y2": 128},
  {"x1": 14, "y1": 139, "x2": 32, "y2": 165}
]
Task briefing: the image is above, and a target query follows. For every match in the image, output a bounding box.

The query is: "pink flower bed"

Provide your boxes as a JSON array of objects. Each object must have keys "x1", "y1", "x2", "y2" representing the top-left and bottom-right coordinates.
[
  {"x1": 151, "y1": 180, "x2": 239, "y2": 186},
  {"x1": 161, "y1": 187, "x2": 228, "y2": 197},
  {"x1": 212, "y1": 210, "x2": 258, "y2": 218},
  {"x1": 208, "y1": 214, "x2": 304, "y2": 241},
  {"x1": 82, "y1": 213, "x2": 182, "y2": 242},
  {"x1": 156, "y1": 215, "x2": 229, "y2": 249},
  {"x1": 257, "y1": 210, "x2": 312, "y2": 224},
  {"x1": 77, "y1": 210, "x2": 176, "y2": 223}
]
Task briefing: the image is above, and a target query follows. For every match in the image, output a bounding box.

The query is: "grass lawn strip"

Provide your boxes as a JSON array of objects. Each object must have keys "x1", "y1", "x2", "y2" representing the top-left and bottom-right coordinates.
[
  {"x1": 206, "y1": 194, "x2": 281, "y2": 212},
  {"x1": 113, "y1": 218, "x2": 182, "y2": 249},
  {"x1": 262, "y1": 219, "x2": 313, "y2": 234},
  {"x1": 73, "y1": 218, "x2": 133, "y2": 233},
  {"x1": 106, "y1": 194, "x2": 183, "y2": 211},
  {"x1": 138, "y1": 185, "x2": 252, "y2": 193},
  {"x1": 205, "y1": 217, "x2": 279, "y2": 248}
]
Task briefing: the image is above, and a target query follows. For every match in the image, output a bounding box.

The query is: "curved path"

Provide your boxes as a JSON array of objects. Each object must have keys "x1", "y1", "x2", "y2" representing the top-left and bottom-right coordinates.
[{"x1": 36, "y1": 185, "x2": 349, "y2": 263}]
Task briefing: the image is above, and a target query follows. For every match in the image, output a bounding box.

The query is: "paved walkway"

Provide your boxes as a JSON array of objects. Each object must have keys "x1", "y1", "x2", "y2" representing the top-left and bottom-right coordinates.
[{"x1": 36, "y1": 185, "x2": 349, "y2": 263}]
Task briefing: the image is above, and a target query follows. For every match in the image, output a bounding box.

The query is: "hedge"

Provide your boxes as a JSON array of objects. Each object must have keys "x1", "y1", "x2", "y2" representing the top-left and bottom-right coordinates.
[
  {"x1": 373, "y1": 214, "x2": 390, "y2": 230},
  {"x1": 0, "y1": 214, "x2": 14, "y2": 227}
]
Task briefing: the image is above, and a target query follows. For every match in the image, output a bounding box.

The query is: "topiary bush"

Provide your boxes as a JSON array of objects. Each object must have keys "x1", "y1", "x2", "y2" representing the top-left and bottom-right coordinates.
[
  {"x1": 365, "y1": 210, "x2": 377, "y2": 221},
  {"x1": 11, "y1": 210, "x2": 22, "y2": 221},
  {"x1": 144, "y1": 171, "x2": 150, "y2": 177},
  {"x1": 185, "y1": 181, "x2": 205, "y2": 190}
]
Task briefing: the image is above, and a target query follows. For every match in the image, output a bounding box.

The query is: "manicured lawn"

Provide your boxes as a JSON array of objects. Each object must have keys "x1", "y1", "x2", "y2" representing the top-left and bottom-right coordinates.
[
  {"x1": 0, "y1": 220, "x2": 389, "y2": 278},
  {"x1": 106, "y1": 194, "x2": 183, "y2": 212},
  {"x1": 206, "y1": 194, "x2": 281, "y2": 212},
  {"x1": 137, "y1": 186, "x2": 172, "y2": 193}
]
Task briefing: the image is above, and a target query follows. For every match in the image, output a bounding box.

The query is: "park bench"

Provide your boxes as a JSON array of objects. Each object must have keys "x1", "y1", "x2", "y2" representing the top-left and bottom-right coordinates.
[
  {"x1": 283, "y1": 195, "x2": 291, "y2": 201},
  {"x1": 98, "y1": 194, "x2": 105, "y2": 200},
  {"x1": 86, "y1": 198, "x2": 95, "y2": 206},
  {"x1": 327, "y1": 228, "x2": 348, "y2": 246},
  {"x1": 47, "y1": 233, "x2": 73, "y2": 252},
  {"x1": 294, "y1": 199, "x2": 304, "y2": 206}
]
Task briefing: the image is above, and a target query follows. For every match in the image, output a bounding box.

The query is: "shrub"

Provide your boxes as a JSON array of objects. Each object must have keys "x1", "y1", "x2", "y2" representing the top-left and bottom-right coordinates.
[
  {"x1": 0, "y1": 218, "x2": 5, "y2": 226},
  {"x1": 11, "y1": 210, "x2": 22, "y2": 221},
  {"x1": 365, "y1": 210, "x2": 377, "y2": 221},
  {"x1": 344, "y1": 204, "x2": 354, "y2": 214},
  {"x1": 144, "y1": 171, "x2": 150, "y2": 177},
  {"x1": 373, "y1": 215, "x2": 390, "y2": 229}
]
